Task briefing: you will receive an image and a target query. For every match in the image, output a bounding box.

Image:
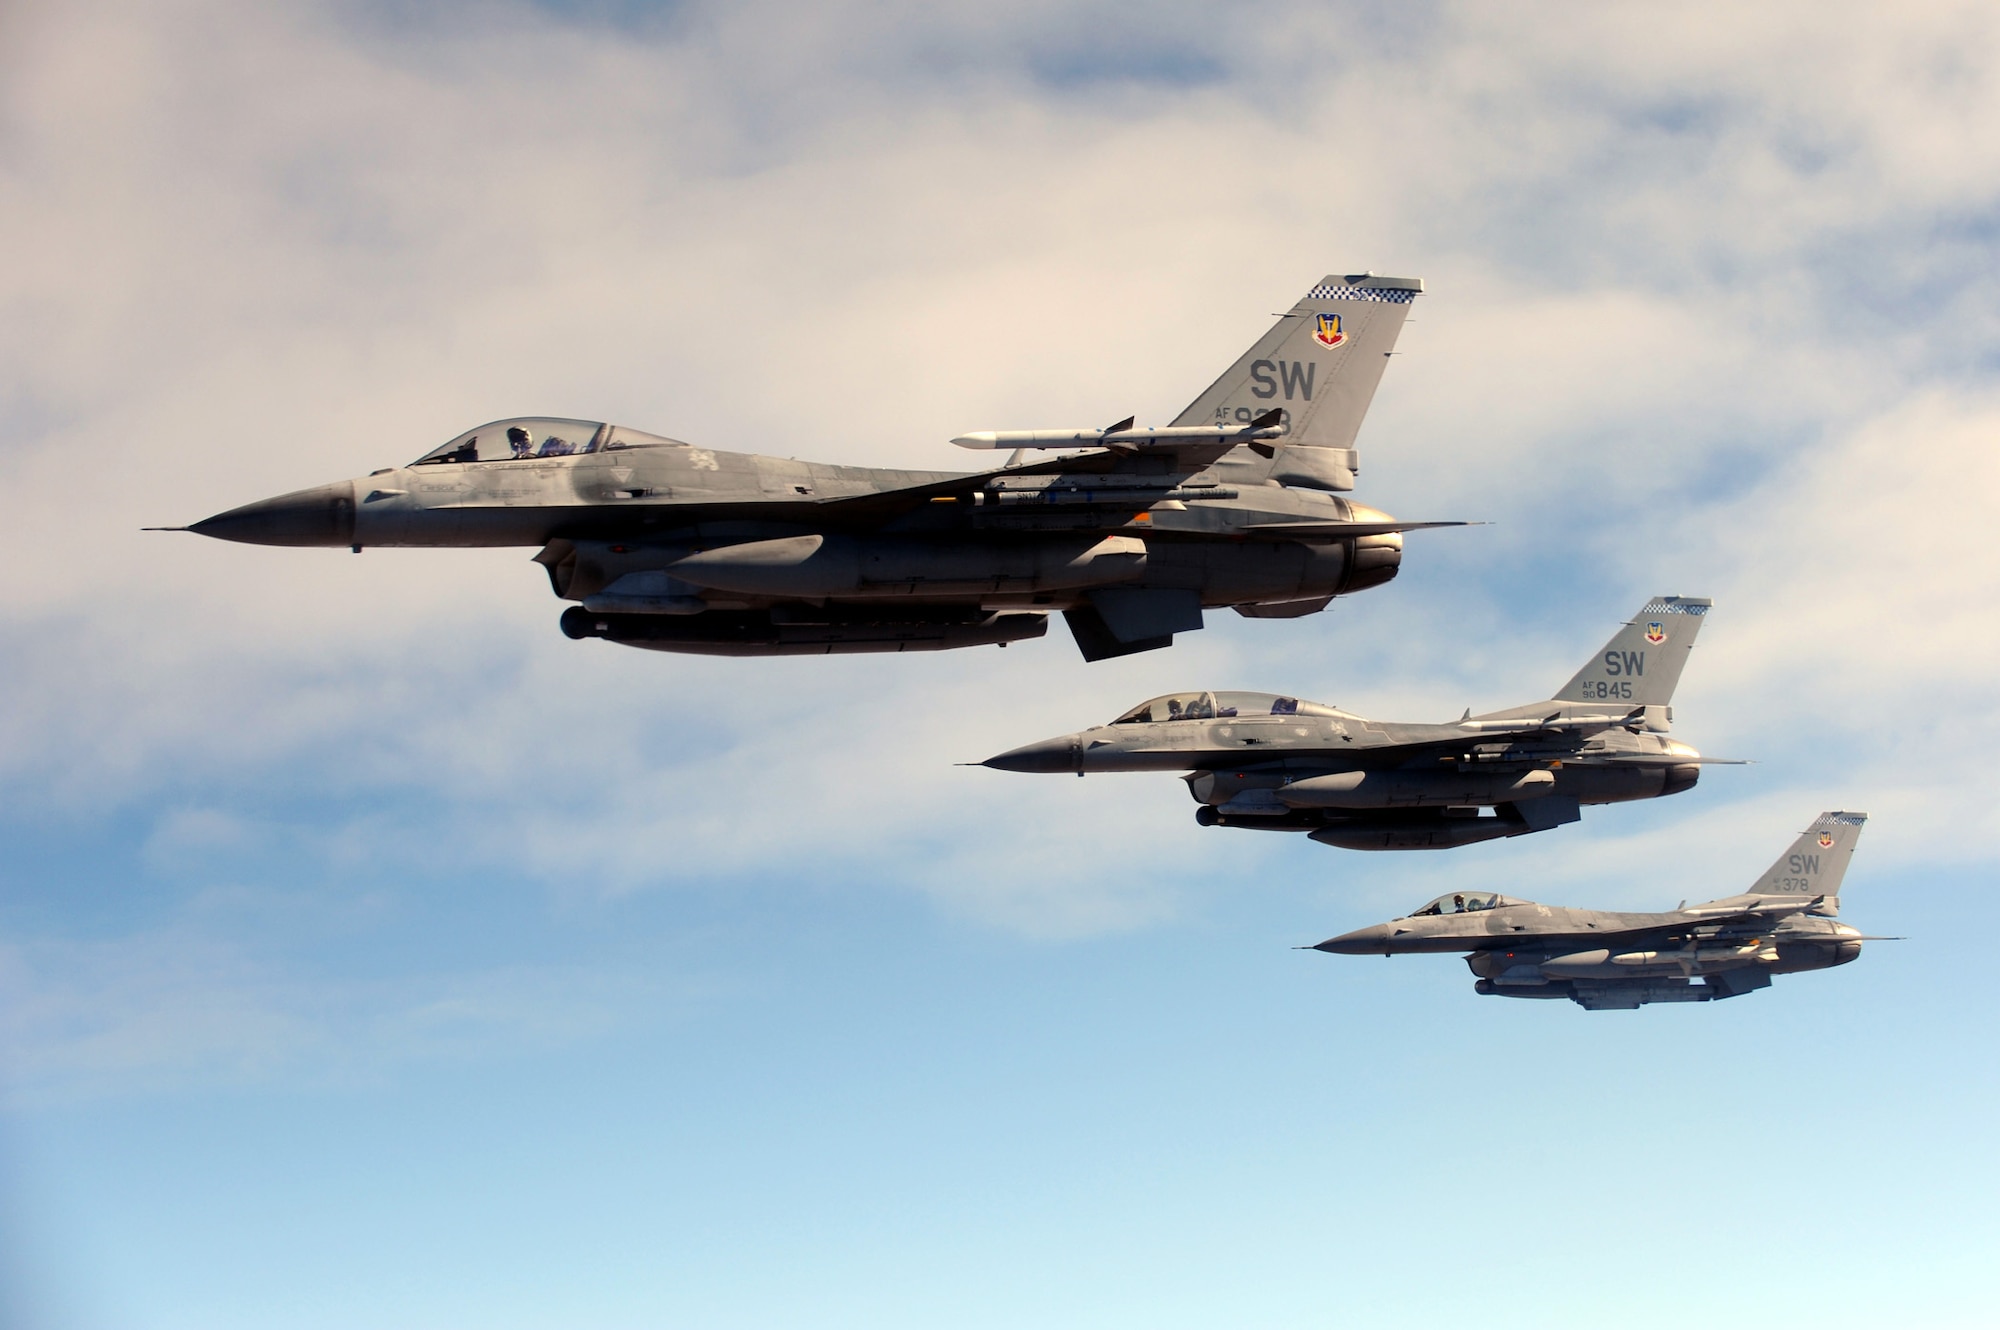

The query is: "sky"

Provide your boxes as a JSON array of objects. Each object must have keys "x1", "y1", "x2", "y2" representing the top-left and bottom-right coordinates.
[{"x1": 2, "y1": 0, "x2": 1999, "y2": 1325}]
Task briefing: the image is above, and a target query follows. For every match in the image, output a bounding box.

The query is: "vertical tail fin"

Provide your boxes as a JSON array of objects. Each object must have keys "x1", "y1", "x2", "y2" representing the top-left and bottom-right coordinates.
[
  {"x1": 1556, "y1": 595, "x2": 1711, "y2": 707},
  {"x1": 1174, "y1": 273, "x2": 1421, "y2": 491},
  {"x1": 1744, "y1": 811, "x2": 1868, "y2": 910}
]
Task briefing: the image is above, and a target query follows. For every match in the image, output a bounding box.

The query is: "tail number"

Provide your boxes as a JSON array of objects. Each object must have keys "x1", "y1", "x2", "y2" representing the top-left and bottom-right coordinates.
[
  {"x1": 1250, "y1": 360, "x2": 1318, "y2": 401},
  {"x1": 1578, "y1": 650, "x2": 1646, "y2": 699},
  {"x1": 1215, "y1": 406, "x2": 1294, "y2": 427}
]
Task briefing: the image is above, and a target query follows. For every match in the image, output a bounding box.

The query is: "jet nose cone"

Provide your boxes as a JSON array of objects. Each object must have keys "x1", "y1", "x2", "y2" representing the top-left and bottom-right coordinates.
[
  {"x1": 982, "y1": 737, "x2": 1077, "y2": 773},
  {"x1": 1312, "y1": 925, "x2": 1391, "y2": 955},
  {"x1": 190, "y1": 480, "x2": 357, "y2": 547}
]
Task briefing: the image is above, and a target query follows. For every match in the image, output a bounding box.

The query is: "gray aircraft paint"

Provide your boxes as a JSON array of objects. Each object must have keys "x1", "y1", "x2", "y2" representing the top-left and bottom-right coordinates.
[
  {"x1": 167, "y1": 273, "x2": 1454, "y2": 661},
  {"x1": 1312, "y1": 812, "x2": 1872, "y2": 1010},
  {"x1": 1746, "y1": 817, "x2": 1863, "y2": 898},
  {"x1": 1173, "y1": 275, "x2": 1418, "y2": 492},
  {"x1": 982, "y1": 595, "x2": 1722, "y2": 850},
  {"x1": 1558, "y1": 596, "x2": 1708, "y2": 705}
]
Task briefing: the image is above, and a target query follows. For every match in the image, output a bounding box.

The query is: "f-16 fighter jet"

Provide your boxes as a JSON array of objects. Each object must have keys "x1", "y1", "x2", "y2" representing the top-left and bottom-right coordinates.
[
  {"x1": 983, "y1": 596, "x2": 1721, "y2": 849},
  {"x1": 1312, "y1": 811, "x2": 1874, "y2": 1009},
  {"x1": 166, "y1": 273, "x2": 1459, "y2": 660}
]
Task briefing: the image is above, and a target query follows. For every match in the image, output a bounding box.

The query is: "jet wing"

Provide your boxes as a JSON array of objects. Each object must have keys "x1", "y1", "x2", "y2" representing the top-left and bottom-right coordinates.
[
  {"x1": 1223, "y1": 738, "x2": 1584, "y2": 773},
  {"x1": 1455, "y1": 709, "x2": 1652, "y2": 736},
  {"x1": 1242, "y1": 519, "x2": 1476, "y2": 538},
  {"x1": 949, "y1": 411, "x2": 1282, "y2": 461},
  {"x1": 1560, "y1": 753, "x2": 1750, "y2": 766},
  {"x1": 809, "y1": 409, "x2": 1305, "y2": 525},
  {"x1": 1241, "y1": 722, "x2": 1726, "y2": 772},
  {"x1": 806, "y1": 459, "x2": 1040, "y2": 516},
  {"x1": 1456, "y1": 708, "x2": 1746, "y2": 749},
  {"x1": 802, "y1": 455, "x2": 1137, "y2": 526},
  {"x1": 1231, "y1": 730, "x2": 1741, "y2": 784},
  {"x1": 807, "y1": 439, "x2": 1262, "y2": 525}
]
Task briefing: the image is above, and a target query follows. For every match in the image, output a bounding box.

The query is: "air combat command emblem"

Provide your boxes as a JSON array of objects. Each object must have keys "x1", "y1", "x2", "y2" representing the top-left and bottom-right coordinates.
[{"x1": 1312, "y1": 312, "x2": 1345, "y2": 348}]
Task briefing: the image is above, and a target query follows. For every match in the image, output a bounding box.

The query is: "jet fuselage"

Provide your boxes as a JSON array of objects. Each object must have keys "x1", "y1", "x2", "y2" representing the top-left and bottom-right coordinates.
[
  {"x1": 1307, "y1": 812, "x2": 1872, "y2": 1008},
  {"x1": 189, "y1": 424, "x2": 1409, "y2": 658},
  {"x1": 174, "y1": 272, "x2": 1442, "y2": 659}
]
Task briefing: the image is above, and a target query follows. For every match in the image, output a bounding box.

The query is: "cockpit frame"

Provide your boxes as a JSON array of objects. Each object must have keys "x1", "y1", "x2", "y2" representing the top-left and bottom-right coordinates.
[
  {"x1": 1109, "y1": 691, "x2": 1342, "y2": 725},
  {"x1": 1405, "y1": 891, "x2": 1526, "y2": 918},
  {"x1": 410, "y1": 418, "x2": 689, "y2": 467}
]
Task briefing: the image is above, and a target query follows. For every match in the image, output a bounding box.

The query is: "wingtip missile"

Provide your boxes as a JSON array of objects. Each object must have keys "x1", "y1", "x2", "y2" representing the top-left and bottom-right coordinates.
[
  {"x1": 1244, "y1": 408, "x2": 1287, "y2": 456},
  {"x1": 950, "y1": 421, "x2": 1287, "y2": 450}
]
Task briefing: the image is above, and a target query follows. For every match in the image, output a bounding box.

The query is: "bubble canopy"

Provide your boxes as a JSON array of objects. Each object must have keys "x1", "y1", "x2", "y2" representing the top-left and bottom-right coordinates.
[
  {"x1": 1109, "y1": 691, "x2": 1342, "y2": 724},
  {"x1": 1405, "y1": 892, "x2": 1528, "y2": 918},
  {"x1": 410, "y1": 418, "x2": 688, "y2": 466}
]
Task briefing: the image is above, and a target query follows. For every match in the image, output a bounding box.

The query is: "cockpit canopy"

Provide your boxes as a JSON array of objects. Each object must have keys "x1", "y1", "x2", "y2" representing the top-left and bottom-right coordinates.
[
  {"x1": 411, "y1": 418, "x2": 689, "y2": 466},
  {"x1": 1406, "y1": 891, "x2": 1527, "y2": 918},
  {"x1": 1109, "y1": 691, "x2": 1343, "y2": 724}
]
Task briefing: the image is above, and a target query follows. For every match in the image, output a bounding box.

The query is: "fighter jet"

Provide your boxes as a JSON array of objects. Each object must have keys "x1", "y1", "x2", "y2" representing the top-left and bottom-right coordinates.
[
  {"x1": 1312, "y1": 811, "x2": 1874, "y2": 1009},
  {"x1": 983, "y1": 596, "x2": 1724, "y2": 849},
  {"x1": 165, "y1": 273, "x2": 1459, "y2": 660}
]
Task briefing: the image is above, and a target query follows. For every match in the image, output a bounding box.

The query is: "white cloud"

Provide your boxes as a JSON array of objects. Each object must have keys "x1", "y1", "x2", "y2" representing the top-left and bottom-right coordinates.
[{"x1": 1, "y1": 0, "x2": 1998, "y2": 1102}]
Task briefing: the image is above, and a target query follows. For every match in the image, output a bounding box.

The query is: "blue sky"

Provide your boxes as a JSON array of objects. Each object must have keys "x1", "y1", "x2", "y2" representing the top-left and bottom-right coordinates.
[{"x1": 3, "y1": 0, "x2": 1999, "y2": 1325}]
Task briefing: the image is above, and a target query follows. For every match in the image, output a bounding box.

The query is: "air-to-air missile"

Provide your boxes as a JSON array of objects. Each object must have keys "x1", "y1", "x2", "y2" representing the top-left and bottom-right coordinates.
[
  {"x1": 983, "y1": 596, "x2": 1734, "y2": 850},
  {"x1": 161, "y1": 273, "x2": 1464, "y2": 660},
  {"x1": 1311, "y1": 812, "x2": 1879, "y2": 1010}
]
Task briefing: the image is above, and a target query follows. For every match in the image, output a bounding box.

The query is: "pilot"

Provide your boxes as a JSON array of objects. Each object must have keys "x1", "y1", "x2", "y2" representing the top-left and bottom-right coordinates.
[
  {"x1": 507, "y1": 425, "x2": 534, "y2": 458},
  {"x1": 1166, "y1": 699, "x2": 1184, "y2": 721},
  {"x1": 1452, "y1": 893, "x2": 1466, "y2": 913}
]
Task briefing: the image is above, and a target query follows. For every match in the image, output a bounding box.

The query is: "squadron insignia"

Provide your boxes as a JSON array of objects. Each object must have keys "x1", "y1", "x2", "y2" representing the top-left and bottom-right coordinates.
[
  {"x1": 1819, "y1": 832, "x2": 1835, "y2": 848},
  {"x1": 1312, "y1": 312, "x2": 1346, "y2": 348},
  {"x1": 1645, "y1": 621, "x2": 1666, "y2": 644}
]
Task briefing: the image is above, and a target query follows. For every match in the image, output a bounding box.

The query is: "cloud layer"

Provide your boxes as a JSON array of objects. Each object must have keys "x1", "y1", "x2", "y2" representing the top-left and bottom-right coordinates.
[{"x1": 2, "y1": 0, "x2": 1998, "y2": 1103}]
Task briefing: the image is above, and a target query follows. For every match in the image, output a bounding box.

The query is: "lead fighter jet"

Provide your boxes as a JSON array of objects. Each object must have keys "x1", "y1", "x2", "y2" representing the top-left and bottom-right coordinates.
[
  {"x1": 1312, "y1": 811, "x2": 1875, "y2": 1010},
  {"x1": 167, "y1": 273, "x2": 1458, "y2": 660},
  {"x1": 983, "y1": 596, "x2": 1723, "y2": 849}
]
